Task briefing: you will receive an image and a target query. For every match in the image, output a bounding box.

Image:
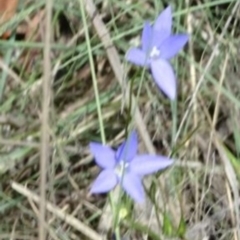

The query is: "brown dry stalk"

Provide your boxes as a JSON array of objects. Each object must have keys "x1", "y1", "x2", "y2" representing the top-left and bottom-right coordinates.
[
  {"x1": 11, "y1": 182, "x2": 102, "y2": 240},
  {"x1": 39, "y1": 0, "x2": 52, "y2": 239},
  {"x1": 186, "y1": 0, "x2": 199, "y2": 222}
]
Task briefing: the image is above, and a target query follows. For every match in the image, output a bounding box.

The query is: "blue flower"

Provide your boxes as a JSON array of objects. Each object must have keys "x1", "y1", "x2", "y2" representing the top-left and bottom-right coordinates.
[
  {"x1": 89, "y1": 131, "x2": 173, "y2": 203},
  {"x1": 126, "y1": 6, "x2": 189, "y2": 100}
]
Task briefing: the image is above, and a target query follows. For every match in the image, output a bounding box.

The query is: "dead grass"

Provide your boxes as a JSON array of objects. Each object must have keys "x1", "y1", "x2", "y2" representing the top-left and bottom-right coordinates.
[{"x1": 0, "y1": 0, "x2": 240, "y2": 239}]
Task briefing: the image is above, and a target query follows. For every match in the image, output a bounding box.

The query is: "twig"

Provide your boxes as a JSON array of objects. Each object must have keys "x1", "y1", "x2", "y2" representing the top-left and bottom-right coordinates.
[
  {"x1": 11, "y1": 182, "x2": 102, "y2": 240},
  {"x1": 186, "y1": 0, "x2": 200, "y2": 222},
  {"x1": 39, "y1": 0, "x2": 52, "y2": 239}
]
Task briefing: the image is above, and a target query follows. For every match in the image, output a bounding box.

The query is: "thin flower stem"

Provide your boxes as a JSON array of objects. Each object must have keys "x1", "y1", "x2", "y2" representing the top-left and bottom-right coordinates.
[
  {"x1": 110, "y1": 188, "x2": 122, "y2": 240},
  {"x1": 115, "y1": 227, "x2": 121, "y2": 240}
]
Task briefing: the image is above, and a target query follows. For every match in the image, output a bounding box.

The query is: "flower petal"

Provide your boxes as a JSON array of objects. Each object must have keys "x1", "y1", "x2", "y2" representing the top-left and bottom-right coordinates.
[
  {"x1": 153, "y1": 6, "x2": 172, "y2": 37},
  {"x1": 89, "y1": 142, "x2": 116, "y2": 169},
  {"x1": 122, "y1": 172, "x2": 144, "y2": 203},
  {"x1": 130, "y1": 155, "x2": 173, "y2": 176},
  {"x1": 150, "y1": 59, "x2": 176, "y2": 100},
  {"x1": 90, "y1": 170, "x2": 118, "y2": 193},
  {"x1": 152, "y1": 30, "x2": 170, "y2": 48},
  {"x1": 116, "y1": 131, "x2": 138, "y2": 162},
  {"x1": 159, "y1": 34, "x2": 189, "y2": 60},
  {"x1": 141, "y1": 21, "x2": 153, "y2": 52},
  {"x1": 126, "y1": 48, "x2": 150, "y2": 67}
]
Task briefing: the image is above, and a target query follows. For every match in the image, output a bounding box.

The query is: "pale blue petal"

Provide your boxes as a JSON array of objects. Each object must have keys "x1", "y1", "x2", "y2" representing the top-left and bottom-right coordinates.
[
  {"x1": 126, "y1": 48, "x2": 150, "y2": 67},
  {"x1": 89, "y1": 142, "x2": 116, "y2": 169},
  {"x1": 141, "y1": 21, "x2": 153, "y2": 53},
  {"x1": 150, "y1": 59, "x2": 176, "y2": 100},
  {"x1": 130, "y1": 155, "x2": 173, "y2": 176},
  {"x1": 116, "y1": 131, "x2": 138, "y2": 162},
  {"x1": 152, "y1": 30, "x2": 170, "y2": 48},
  {"x1": 122, "y1": 172, "x2": 144, "y2": 203},
  {"x1": 90, "y1": 170, "x2": 117, "y2": 193},
  {"x1": 153, "y1": 6, "x2": 172, "y2": 37},
  {"x1": 160, "y1": 34, "x2": 189, "y2": 60}
]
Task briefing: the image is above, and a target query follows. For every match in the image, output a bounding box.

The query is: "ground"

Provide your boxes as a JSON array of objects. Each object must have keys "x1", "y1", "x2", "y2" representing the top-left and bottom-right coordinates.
[{"x1": 0, "y1": 0, "x2": 240, "y2": 239}]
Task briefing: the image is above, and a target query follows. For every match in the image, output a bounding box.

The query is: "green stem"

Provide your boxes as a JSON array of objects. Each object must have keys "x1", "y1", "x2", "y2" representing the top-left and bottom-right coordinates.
[{"x1": 79, "y1": 0, "x2": 106, "y2": 143}]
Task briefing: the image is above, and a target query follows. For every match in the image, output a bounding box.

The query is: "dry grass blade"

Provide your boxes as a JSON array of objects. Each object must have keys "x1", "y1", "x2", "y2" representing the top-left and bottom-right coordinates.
[
  {"x1": 39, "y1": 0, "x2": 52, "y2": 239},
  {"x1": 0, "y1": 57, "x2": 23, "y2": 86},
  {"x1": 2, "y1": 1, "x2": 240, "y2": 240},
  {"x1": 11, "y1": 182, "x2": 102, "y2": 240},
  {"x1": 199, "y1": 52, "x2": 229, "y2": 223},
  {"x1": 186, "y1": 0, "x2": 199, "y2": 222},
  {"x1": 213, "y1": 134, "x2": 240, "y2": 239},
  {"x1": 175, "y1": 1, "x2": 240, "y2": 141}
]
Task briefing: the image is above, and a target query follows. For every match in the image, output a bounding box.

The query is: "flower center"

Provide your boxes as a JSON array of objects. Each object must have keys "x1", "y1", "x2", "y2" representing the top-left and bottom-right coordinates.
[
  {"x1": 115, "y1": 160, "x2": 129, "y2": 178},
  {"x1": 149, "y1": 46, "x2": 160, "y2": 59}
]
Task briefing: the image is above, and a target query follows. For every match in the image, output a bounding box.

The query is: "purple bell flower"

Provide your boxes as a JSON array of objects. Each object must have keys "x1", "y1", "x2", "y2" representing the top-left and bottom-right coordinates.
[
  {"x1": 126, "y1": 6, "x2": 189, "y2": 100},
  {"x1": 89, "y1": 131, "x2": 173, "y2": 203}
]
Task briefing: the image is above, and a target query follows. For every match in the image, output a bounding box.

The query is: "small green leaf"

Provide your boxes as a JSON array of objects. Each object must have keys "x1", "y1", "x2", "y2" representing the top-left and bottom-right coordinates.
[
  {"x1": 176, "y1": 216, "x2": 187, "y2": 238},
  {"x1": 162, "y1": 211, "x2": 173, "y2": 236}
]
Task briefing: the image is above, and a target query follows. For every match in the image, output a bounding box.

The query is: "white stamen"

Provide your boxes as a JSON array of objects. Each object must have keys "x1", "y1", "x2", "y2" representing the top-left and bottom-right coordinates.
[
  {"x1": 115, "y1": 160, "x2": 129, "y2": 178},
  {"x1": 150, "y1": 46, "x2": 160, "y2": 58}
]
